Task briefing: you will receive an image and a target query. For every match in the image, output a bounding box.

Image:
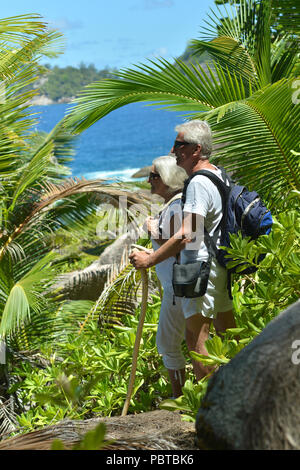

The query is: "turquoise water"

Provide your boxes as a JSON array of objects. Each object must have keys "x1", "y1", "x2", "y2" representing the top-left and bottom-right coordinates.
[{"x1": 32, "y1": 103, "x2": 186, "y2": 181}]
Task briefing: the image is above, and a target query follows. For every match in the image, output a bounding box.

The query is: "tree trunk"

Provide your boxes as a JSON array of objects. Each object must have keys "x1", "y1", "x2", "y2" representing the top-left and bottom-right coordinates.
[{"x1": 196, "y1": 300, "x2": 300, "y2": 450}]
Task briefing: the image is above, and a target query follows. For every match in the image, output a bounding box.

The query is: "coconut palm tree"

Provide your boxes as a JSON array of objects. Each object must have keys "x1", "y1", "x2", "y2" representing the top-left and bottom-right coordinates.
[
  {"x1": 66, "y1": 0, "x2": 299, "y2": 206},
  {"x1": 0, "y1": 15, "x2": 152, "y2": 343}
]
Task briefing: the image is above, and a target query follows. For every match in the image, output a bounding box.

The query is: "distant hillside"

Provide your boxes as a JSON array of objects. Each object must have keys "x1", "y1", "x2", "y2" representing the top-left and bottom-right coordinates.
[
  {"x1": 31, "y1": 63, "x2": 117, "y2": 104},
  {"x1": 177, "y1": 43, "x2": 211, "y2": 65}
]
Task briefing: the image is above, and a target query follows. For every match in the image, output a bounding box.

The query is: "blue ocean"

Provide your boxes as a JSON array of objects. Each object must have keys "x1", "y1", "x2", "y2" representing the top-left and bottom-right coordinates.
[{"x1": 32, "y1": 103, "x2": 186, "y2": 181}]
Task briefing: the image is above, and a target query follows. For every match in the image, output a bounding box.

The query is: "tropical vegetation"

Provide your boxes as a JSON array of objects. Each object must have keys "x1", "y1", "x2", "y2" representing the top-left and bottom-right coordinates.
[{"x1": 0, "y1": 0, "x2": 299, "y2": 444}]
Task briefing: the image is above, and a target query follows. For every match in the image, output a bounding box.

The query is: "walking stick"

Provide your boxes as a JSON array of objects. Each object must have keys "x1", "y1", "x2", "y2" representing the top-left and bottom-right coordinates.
[{"x1": 121, "y1": 245, "x2": 150, "y2": 416}]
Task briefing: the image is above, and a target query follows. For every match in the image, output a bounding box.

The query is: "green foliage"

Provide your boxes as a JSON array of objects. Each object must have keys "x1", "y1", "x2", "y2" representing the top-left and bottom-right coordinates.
[
  {"x1": 160, "y1": 379, "x2": 209, "y2": 422},
  {"x1": 7, "y1": 296, "x2": 176, "y2": 433},
  {"x1": 189, "y1": 207, "x2": 300, "y2": 370},
  {"x1": 0, "y1": 2, "x2": 299, "y2": 443}
]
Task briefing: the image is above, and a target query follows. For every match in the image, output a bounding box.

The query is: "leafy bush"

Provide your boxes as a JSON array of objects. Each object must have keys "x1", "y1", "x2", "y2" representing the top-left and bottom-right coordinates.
[
  {"x1": 162, "y1": 207, "x2": 300, "y2": 419},
  {"x1": 7, "y1": 296, "x2": 184, "y2": 433},
  {"x1": 198, "y1": 209, "x2": 299, "y2": 366}
]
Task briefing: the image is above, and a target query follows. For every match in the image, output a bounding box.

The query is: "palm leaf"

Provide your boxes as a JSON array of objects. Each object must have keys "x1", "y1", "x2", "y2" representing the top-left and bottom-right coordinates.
[
  {"x1": 191, "y1": 0, "x2": 299, "y2": 87},
  {"x1": 271, "y1": 36, "x2": 300, "y2": 83},
  {"x1": 66, "y1": 56, "x2": 257, "y2": 133},
  {"x1": 271, "y1": 0, "x2": 300, "y2": 35},
  {"x1": 10, "y1": 299, "x2": 94, "y2": 350},
  {"x1": 65, "y1": 58, "x2": 217, "y2": 132},
  {"x1": 0, "y1": 178, "x2": 151, "y2": 262},
  {"x1": 0, "y1": 15, "x2": 64, "y2": 78},
  {"x1": 9, "y1": 141, "x2": 55, "y2": 212},
  {"x1": 75, "y1": 241, "x2": 158, "y2": 334},
  {"x1": 205, "y1": 78, "x2": 300, "y2": 203},
  {"x1": 254, "y1": 0, "x2": 272, "y2": 87},
  {"x1": 0, "y1": 396, "x2": 18, "y2": 437},
  {"x1": 0, "y1": 252, "x2": 57, "y2": 337}
]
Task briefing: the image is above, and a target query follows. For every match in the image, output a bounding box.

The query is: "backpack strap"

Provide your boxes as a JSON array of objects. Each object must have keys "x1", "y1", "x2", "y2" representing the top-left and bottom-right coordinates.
[
  {"x1": 181, "y1": 167, "x2": 233, "y2": 299},
  {"x1": 182, "y1": 168, "x2": 230, "y2": 243}
]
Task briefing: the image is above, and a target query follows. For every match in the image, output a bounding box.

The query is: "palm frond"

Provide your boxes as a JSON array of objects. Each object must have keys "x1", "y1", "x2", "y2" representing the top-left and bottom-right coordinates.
[
  {"x1": 0, "y1": 179, "x2": 151, "y2": 262},
  {"x1": 191, "y1": 0, "x2": 298, "y2": 88},
  {"x1": 271, "y1": 36, "x2": 300, "y2": 83},
  {"x1": 23, "y1": 118, "x2": 77, "y2": 183},
  {"x1": 10, "y1": 299, "x2": 94, "y2": 349},
  {"x1": 66, "y1": 56, "x2": 257, "y2": 133},
  {"x1": 9, "y1": 141, "x2": 55, "y2": 212},
  {"x1": 0, "y1": 396, "x2": 18, "y2": 438},
  {"x1": 271, "y1": 0, "x2": 300, "y2": 35},
  {"x1": 190, "y1": 37, "x2": 258, "y2": 93},
  {"x1": 0, "y1": 15, "x2": 65, "y2": 193},
  {"x1": 65, "y1": 58, "x2": 218, "y2": 132},
  {"x1": 205, "y1": 78, "x2": 300, "y2": 203},
  {"x1": 0, "y1": 15, "x2": 64, "y2": 80},
  {"x1": 254, "y1": 0, "x2": 272, "y2": 87},
  {"x1": 0, "y1": 252, "x2": 57, "y2": 337}
]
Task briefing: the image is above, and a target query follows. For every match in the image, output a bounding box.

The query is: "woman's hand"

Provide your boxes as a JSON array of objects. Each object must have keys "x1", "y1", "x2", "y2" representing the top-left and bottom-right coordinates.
[{"x1": 129, "y1": 249, "x2": 153, "y2": 269}]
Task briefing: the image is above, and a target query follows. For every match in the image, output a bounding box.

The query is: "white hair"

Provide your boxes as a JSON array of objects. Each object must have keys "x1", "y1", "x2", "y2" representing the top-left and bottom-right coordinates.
[
  {"x1": 152, "y1": 155, "x2": 187, "y2": 191},
  {"x1": 175, "y1": 120, "x2": 212, "y2": 158}
]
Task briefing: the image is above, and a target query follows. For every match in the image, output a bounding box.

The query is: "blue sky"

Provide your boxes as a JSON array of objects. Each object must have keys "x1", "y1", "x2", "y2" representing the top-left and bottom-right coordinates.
[{"x1": 1, "y1": 0, "x2": 216, "y2": 70}]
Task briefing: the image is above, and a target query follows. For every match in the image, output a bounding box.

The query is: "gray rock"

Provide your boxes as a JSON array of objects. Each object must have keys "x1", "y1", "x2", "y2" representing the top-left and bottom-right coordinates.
[
  {"x1": 196, "y1": 300, "x2": 300, "y2": 450},
  {"x1": 131, "y1": 166, "x2": 151, "y2": 178}
]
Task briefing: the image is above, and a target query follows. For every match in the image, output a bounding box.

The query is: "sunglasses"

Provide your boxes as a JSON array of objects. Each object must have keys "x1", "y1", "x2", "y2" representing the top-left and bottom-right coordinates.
[
  {"x1": 149, "y1": 171, "x2": 160, "y2": 180},
  {"x1": 173, "y1": 140, "x2": 192, "y2": 149}
]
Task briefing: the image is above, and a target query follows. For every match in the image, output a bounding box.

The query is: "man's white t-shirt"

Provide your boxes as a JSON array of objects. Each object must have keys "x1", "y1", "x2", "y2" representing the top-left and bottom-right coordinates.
[{"x1": 180, "y1": 166, "x2": 224, "y2": 265}]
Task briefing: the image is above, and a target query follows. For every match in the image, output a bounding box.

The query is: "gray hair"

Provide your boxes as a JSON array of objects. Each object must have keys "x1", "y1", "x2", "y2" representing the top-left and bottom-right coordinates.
[
  {"x1": 152, "y1": 155, "x2": 187, "y2": 191},
  {"x1": 175, "y1": 120, "x2": 212, "y2": 158}
]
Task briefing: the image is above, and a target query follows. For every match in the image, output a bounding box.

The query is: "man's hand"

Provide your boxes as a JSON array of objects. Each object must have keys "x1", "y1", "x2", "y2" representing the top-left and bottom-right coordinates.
[{"x1": 129, "y1": 249, "x2": 153, "y2": 269}]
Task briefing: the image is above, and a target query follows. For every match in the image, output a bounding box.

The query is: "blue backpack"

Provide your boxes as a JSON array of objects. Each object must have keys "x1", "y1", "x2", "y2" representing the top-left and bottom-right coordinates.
[{"x1": 182, "y1": 167, "x2": 273, "y2": 294}]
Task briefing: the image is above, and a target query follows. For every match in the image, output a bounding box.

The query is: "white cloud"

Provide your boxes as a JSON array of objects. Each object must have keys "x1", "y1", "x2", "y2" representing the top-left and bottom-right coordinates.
[
  {"x1": 47, "y1": 17, "x2": 83, "y2": 31},
  {"x1": 143, "y1": 0, "x2": 174, "y2": 8},
  {"x1": 130, "y1": 0, "x2": 174, "y2": 10},
  {"x1": 152, "y1": 47, "x2": 168, "y2": 57}
]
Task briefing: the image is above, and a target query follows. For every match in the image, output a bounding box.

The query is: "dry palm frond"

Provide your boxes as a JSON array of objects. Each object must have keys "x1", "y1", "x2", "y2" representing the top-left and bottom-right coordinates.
[
  {"x1": 0, "y1": 179, "x2": 152, "y2": 262},
  {"x1": 39, "y1": 178, "x2": 151, "y2": 206},
  {"x1": 0, "y1": 396, "x2": 18, "y2": 438}
]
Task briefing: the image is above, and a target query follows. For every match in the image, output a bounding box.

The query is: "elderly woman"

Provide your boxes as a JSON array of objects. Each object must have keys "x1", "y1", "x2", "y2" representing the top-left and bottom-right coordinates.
[{"x1": 146, "y1": 155, "x2": 187, "y2": 398}]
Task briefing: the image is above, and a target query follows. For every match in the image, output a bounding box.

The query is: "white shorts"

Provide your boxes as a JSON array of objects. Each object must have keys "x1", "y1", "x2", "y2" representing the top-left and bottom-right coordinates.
[
  {"x1": 156, "y1": 285, "x2": 186, "y2": 370},
  {"x1": 180, "y1": 259, "x2": 233, "y2": 319}
]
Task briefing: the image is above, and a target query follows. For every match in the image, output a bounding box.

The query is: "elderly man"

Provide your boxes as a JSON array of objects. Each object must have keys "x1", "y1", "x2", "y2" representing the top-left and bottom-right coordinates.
[{"x1": 130, "y1": 120, "x2": 236, "y2": 383}]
